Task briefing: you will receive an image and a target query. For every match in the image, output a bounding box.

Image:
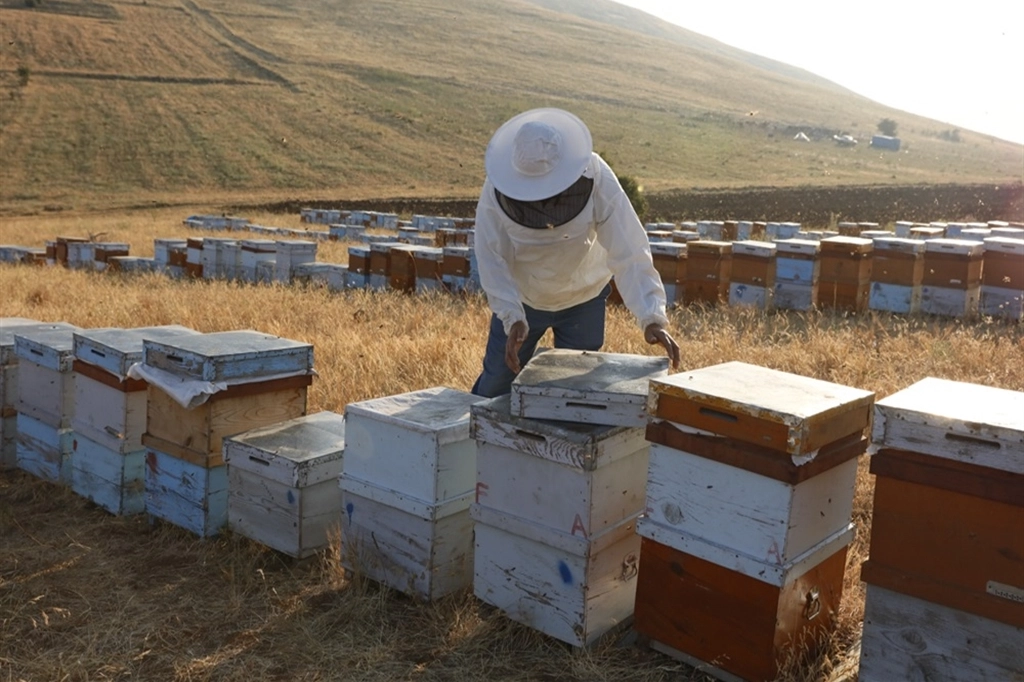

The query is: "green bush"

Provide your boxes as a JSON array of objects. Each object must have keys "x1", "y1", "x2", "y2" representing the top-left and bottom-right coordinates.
[{"x1": 877, "y1": 118, "x2": 898, "y2": 137}]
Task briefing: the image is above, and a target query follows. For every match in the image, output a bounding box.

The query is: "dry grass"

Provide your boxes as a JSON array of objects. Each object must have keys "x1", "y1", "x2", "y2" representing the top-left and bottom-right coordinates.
[{"x1": 1, "y1": 210, "x2": 1023, "y2": 681}]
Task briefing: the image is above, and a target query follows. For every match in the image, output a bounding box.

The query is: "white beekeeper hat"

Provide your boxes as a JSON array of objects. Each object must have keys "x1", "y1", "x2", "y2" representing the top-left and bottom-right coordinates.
[{"x1": 484, "y1": 108, "x2": 593, "y2": 201}]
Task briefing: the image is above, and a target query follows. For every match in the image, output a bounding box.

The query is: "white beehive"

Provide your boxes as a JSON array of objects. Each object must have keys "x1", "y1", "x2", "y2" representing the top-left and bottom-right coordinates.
[
  {"x1": 224, "y1": 411, "x2": 346, "y2": 558},
  {"x1": 16, "y1": 412, "x2": 74, "y2": 484},
  {"x1": 69, "y1": 326, "x2": 199, "y2": 515},
  {"x1": 340, "y1": 387, "x2": 485, "y2": 599},
  {"x1": 14, "y1": 325, "x2": 84, "y2": 429},
  {"x1": 239, "y1": 240, "x2": 276, "y2": 282},
  {"x1": 511, "y1": 349, "x2": 668, "y2": 428},
  {"x1": 470, "y1": 395, "x2": 649, "y2": 647},
  {"x1": 2, "y1": 320, "x2": 75, "y2": 469},
  {"x1": 275, "y1": 240, "x2": 317, "y2": 283}
]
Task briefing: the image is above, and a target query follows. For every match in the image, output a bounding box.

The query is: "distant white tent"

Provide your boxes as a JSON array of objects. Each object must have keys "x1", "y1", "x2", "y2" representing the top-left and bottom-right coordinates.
[{"x1": 794, "y1": 132, "x2": 810, "y2": 142}]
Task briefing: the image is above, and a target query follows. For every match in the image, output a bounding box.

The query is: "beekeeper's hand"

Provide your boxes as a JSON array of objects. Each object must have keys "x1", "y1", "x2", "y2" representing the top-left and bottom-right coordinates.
[
  {"x1": 505, "y1": 321, "x2": 528, "y2": 373},
  {"x1": 645, "y1": 323, "x2": 680, "y2": 369}
]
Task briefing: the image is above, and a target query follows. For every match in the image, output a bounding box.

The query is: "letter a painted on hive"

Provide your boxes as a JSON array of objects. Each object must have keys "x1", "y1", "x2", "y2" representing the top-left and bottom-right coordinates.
[{"x1": 571, "y1": 513, "x2": 588, "y2": 539}]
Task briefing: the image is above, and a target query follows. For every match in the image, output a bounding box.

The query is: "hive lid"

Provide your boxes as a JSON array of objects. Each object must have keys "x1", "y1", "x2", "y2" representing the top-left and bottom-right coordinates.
[
  {"x1": 73, "y1": 325, "x2": 199, "y2": 379},
  {"x1": 224, "y1": 411, "x2": 346, "y2": 485},
  {"x1": 648, "y1": 361, "x2": 874, "y2": 455},
  {"x1": 1, "y1": 320, "x2": 75, "y2": 364},
  {"x1": 344, "y1": 386, "x2": 485, "y2": 442},
  {"x1": 872, "y1": 377, "x2": 1024, "y2": 473},
  {"x1": 13, "y1": 325, "x2": 87, "y2": 371},
  {"x1": 142, "y1": 330, "x2": 314, "y2": 382},
  {"x1": 511, "y1": 349, "x2": 668, "y2": 427}
]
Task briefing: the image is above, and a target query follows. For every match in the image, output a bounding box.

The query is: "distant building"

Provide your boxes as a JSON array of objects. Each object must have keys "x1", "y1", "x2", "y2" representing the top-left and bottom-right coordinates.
[{"x1": 870, "y1": 135, "x2": 901, "y2": 151}]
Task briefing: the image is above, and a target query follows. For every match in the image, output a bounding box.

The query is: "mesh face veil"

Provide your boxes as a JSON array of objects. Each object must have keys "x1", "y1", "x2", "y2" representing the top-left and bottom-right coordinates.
[{"x1": 494, "y1": 175, "x2": 594, "y2": 229}]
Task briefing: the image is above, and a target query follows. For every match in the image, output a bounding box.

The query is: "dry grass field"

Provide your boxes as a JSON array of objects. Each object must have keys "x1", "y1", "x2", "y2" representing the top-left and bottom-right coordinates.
[{"x1": 2, "y1": 209, "x2": 1022, "y2": 682}]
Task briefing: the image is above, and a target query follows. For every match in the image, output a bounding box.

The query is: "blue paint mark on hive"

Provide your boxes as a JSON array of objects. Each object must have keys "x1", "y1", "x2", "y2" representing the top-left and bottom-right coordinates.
[
  {"x1": 286, "y1": 490, "x2": 295, "y2": 505},
  {"x1": 558, "y1": 560, "x2": 573, "y2": 585},
  {"x1": 345, "y1": 502, "x2": 354, "y2": 524}
]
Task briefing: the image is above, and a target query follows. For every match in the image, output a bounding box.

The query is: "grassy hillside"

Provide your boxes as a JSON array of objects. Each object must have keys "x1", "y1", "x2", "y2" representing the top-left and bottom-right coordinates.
[{"x1": 0, "y1": 0, "x2": 1021, "y2": 215}]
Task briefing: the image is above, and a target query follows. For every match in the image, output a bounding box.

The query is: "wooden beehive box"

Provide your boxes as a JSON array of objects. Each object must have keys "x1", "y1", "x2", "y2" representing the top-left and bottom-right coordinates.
[
  {"x1": 275, "y1": 239, "x2": 317, "y2": 283},
  {"x1": 650, "y1": 242, "x2": 687, "y2": 284},
  {"x1": 648, "y1": 361, "x2": 875, "y2": 455},
  {"x1": 70, "y1": 431, "x2": 147, "y2": 515},
  {"x1": 731, "y1": 240, "x2": 777, "y2": 286},
  {"x1": 871, "y1": 237, "x2": 925, "y2": 285},
  {"x1": 982, "y1": 237, "x2": 1024, "y2": 290},
  {"x1": 472, "y1": 503, "x2": 641, "y2": 648},
  {"x1": 143, "y1": 330, "x2": 313, "y2": 383},
  {"x1": 17, "y1": 412, "x2": 75, "y2": 484},
  {"x1": 921, "y1": 239, "x2": 984, "y2": 288},
  {"x1": 386, "y1": 245, "x2": 422, "y2": 293},
  {"x1": 14, "y1": 326, "x2": 85, "y2": 428},
  {"x1": 773, "y1": 239, "x2": 820, "y2": 283},
  {"x1": 472, "y1": 393, "x2": 649, "y2": 541},
  {"x1": 224, "y1": 411, "x2": 346, "y2": 558},
  {"x1": 1, "y1": 321, "x2": 75, "y2": 470},
  {"x1": 510, "y1": 349, "x2": 669, "y2": 428},
  {"x1": 858, "y1": 584, "x2": 1023, "y2": 682},
  {"x1": 145, "y1": 447, "x2": 228, "y2": 537},
  {"x1": 634, "y1": 529, "x2": 851, "y2": 682},
  {"x1": 470, "y1": 395, "x2": 647, "y2": 647},
  {"x1": 340, "y1": 387, "x2": 485, "y2": 599},
  {"x1": 860, "y1": 378, "x2": 1024, "y2": 680},
  {"x1": 342, "y1": 387, "x2": 483, "y2": 506},
  {"x1": 818, "y1": 236, "x2": 873, "y2": 283},
  {"x1": 643, "y1": 418, "x2": 866, "y2": 566},
  {"x1": 413, "y1": 247, "x2": 444, "y2": 293}
]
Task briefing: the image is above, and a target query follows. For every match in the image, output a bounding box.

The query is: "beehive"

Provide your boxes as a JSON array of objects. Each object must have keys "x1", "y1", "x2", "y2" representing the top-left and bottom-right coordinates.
[
  {"x1": 773, "y1": 239, "x2": 820, "y2": 311},
  {"x1": 471, "y1": 395, "x2": 648, "y2": 647},
  {"x1": 920, "y1": 239, "x2": 985, "y2": 317},
  {"x1": 980, "y1": 237, "x2": 1024, "y2": 320},
  {"x1": 224, "y1": 411, "x2": 346, "y2": 558},
  {"x1": 141, "y1": 330, "x2": 314, "y2": 536},
  {"x1": 638, "y1": 361, "x2": 874, "y2": 681},
  {"x1": 730, "y1": 240, "x2": 777, "y2": 309},
  {"x1": 650, "y1": 242, "x2": 687, "y2": 305},
  {"x1": 340, "y1": 387, "x2": 485, "y2": 600},
  {"x1": 70, "y1": 326, "x2": 198, "y2": 515},
  {"x1": 816, "y1": 236, "x2": 873, "y2": 312},
  {"x1": 869, "y1": 237, "x2": 925, "y2": 314},
  {"x1": 683, "y1": 241, "x2": 732, "y2": 306},
  {"x1": 510, "y1": 349, "x2": 668, "y2": 428},
  {"x1": 1, "y1": 320, "x2": 75, "y2": 470},
  {"x1": 860, "y1": 378, "x2": 1024, "y2": 681}
]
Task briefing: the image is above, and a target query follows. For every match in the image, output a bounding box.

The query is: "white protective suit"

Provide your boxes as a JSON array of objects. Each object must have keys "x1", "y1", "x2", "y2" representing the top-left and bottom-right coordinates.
[{"x1": 474, "y1": 152, "x2": 669, "y2": 336}]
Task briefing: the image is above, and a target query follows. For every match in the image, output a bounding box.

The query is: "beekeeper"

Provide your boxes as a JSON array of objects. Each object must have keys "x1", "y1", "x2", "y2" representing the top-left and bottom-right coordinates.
[{"x1": 471, "y1": 107, "x2": 680, "y2": 398}]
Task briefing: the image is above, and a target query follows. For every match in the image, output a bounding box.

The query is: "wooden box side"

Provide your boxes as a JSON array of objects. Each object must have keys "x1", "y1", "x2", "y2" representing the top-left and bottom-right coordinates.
[{"x1": 634, "y1": 537, "x2": 846, "y2": 682}]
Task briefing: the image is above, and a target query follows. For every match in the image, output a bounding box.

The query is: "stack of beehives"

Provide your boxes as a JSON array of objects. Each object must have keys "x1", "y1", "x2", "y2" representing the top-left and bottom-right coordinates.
[
  {"x1": 137, "y1": 330, "x2": 315, "y2": 537},
  {"x1": 471, "y1": 350, "x2": 667, "y2": 647},
  {"x1": 69, "y1": 325, "x2": 199, "y2": 515},
  {"x1": 339, "y1": 387, "x2": 485, "y2": 600},
  {"x1": 861, "y1": 378, "x2": 1023, "y2": 680},
  {"x1": 636, "y1": 361, "x2": 874, "y2": 682}
]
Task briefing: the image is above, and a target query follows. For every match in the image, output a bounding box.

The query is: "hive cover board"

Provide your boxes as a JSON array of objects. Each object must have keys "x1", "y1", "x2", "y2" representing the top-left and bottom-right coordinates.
[
  {"x1": 143, "y1": 330, "x2": 314, "y2": 382},
  {"x1": 511, "y1": 349, "x2": 669, "y2": 427},
  {"x1": 872, "y1": 377, "x2": 1024, "y2": 473},
  {"x1": 73, "y1": 326, "x2": 198, "y2": 379},
  {"x1": 1, "y1": 321, "x2": 75, "y2": 365},
  {"x1": 648, "y1": 361, "x2": 874, "y2": 455},
  {"x1": 224, "y1": 411, "x2": 346, "y2": 487}
]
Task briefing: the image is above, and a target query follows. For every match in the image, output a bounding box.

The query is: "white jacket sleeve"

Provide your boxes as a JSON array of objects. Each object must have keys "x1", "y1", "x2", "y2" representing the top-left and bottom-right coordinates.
[
  {"x1": 592, "y1": 157, "x2": 669, "y2": 331},
  {"x1": 474, "y1": 183, "x2": 528, "y2": 335}
]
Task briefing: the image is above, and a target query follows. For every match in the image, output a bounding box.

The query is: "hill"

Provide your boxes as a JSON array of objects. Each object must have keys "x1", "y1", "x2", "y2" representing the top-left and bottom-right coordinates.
[{"x1": 0, "y1": 0, "x2": 1021, "y2": 215}]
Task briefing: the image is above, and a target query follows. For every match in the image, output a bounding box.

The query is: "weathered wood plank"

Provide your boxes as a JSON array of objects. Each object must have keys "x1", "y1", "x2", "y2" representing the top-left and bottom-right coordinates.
[
  {"x1": 223, "y1": 411, "x2": 345, "y2": 487},
  {"x1": 144, "y1": 449, "x2": 227, "y2": 537},
  {"x1": 859, "y1": 584, "x2": 1024, "y2": 682}
]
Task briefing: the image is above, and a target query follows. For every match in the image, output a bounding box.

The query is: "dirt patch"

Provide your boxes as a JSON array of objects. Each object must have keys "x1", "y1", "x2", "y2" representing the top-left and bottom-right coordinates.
[{"x1": 242, "y1": 183, "x2": 1024, "y2": 226}]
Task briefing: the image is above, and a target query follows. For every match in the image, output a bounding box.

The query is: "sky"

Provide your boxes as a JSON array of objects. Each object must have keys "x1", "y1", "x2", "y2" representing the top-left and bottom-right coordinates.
[{"x1": 612, "y1": 0, "x2": 1024, "y2": 145}]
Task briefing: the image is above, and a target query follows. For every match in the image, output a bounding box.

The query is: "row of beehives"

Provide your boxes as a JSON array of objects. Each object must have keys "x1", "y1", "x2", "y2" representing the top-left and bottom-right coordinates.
[
  {"x1": 3, "y1": 316, "x2": 1021, "y2": 682},
  {"x1": 184, "y1": 209, "x2": 475, "y2": 232},
  {"x1": 640, "y1": 233, "x2": 1024, "y2": 320},
  {"x1": 644, "y1": 218, "x2": 1023, "y2": 244},
  {"x1": 5, "y1": 225, "x2": 1024, "y2": 323}
]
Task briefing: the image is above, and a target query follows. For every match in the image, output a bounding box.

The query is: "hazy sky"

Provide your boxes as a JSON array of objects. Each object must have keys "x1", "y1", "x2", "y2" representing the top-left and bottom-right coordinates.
[{"x1": 613, "y1": 0, "x2": 1024, "y2": 145}]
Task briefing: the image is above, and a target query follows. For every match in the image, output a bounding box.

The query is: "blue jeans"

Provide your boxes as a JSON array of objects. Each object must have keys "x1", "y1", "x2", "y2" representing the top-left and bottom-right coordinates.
[{"x1": 471, "y1": 284, "x2": 610, "y2": 398}]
